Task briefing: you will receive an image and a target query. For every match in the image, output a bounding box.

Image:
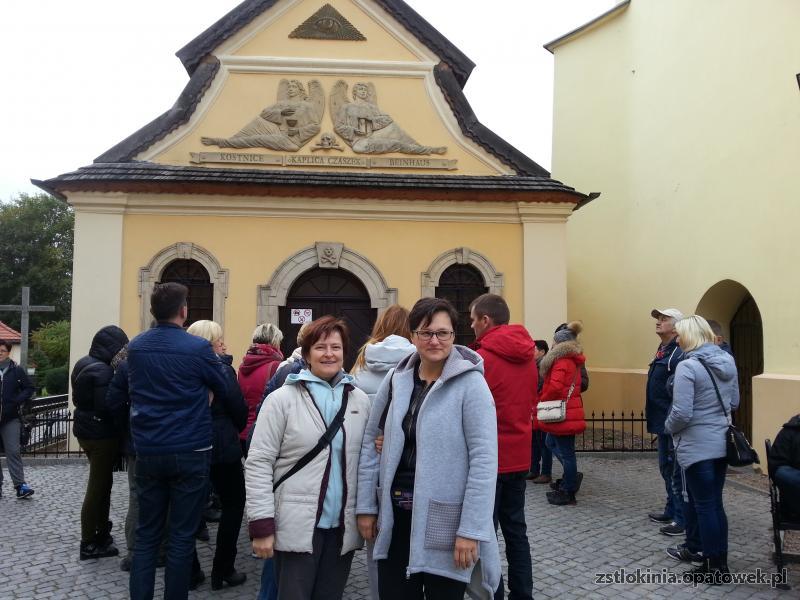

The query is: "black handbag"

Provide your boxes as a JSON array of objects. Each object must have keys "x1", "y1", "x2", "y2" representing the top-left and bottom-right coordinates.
[{"x1": 697, "y1": 359, "x2": 759, "y2": 467}]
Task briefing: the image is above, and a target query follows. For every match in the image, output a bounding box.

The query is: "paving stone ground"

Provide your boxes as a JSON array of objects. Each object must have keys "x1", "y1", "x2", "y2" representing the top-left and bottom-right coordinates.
[{"x1": 0, "y1": 455, "x2": 797, "y2": 599}]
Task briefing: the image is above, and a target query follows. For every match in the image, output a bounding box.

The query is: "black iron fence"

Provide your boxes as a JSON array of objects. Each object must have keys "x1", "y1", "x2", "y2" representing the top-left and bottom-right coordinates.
[
  {"x1": 576, "y1": 411, "x2": 656, "y2": 452},
  {"x1": 19, "y1": 394, "x2": 84, "y2": 457},
  {"x1": 11, "y1": 396, "x2": 655, "y2": 457}
]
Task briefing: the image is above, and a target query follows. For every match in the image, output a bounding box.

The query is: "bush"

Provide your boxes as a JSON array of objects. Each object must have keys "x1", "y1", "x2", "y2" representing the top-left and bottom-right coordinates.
[{"x1": 43, "y1": 366, "x2": 68, "y2": 395}]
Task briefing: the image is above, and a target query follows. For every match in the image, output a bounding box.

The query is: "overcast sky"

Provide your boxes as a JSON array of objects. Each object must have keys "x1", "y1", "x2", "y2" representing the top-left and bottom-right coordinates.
[{"x1": 0, "y1": 0, "x2": 616, "y2": 201}]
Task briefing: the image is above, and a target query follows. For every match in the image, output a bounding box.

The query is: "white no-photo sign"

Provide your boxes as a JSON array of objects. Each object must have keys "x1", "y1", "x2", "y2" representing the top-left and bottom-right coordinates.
[{"x1": 291, "y1": 308, "x2": 313, "y2": 324}]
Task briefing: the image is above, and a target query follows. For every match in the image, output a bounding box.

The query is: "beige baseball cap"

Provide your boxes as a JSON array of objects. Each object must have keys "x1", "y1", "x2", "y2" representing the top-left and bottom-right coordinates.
[{"x1": 651, "y1": 308, "x2": 684, "y2": 320}]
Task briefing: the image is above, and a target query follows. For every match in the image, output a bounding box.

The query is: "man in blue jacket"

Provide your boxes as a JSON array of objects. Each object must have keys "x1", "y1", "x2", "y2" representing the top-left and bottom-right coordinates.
[
  {"x1": 128, "y1": 283, "x2": 229, "y2": 600},
  {"x1": 645, "y1": 308, "x2": 686, "y2": 538}
]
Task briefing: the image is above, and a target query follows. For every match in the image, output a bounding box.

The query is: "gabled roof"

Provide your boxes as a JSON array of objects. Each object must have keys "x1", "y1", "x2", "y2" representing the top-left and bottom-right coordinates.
[
  {"x1": 0, "y1": 321, "x2": 21, "y2": 344},
  {"x1": 177, "y1": 0, "x2": 475, "y2": 87}
]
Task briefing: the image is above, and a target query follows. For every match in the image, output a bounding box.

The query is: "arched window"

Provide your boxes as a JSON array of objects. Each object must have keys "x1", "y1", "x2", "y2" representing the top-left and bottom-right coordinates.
[
  {"x1": 160, "y1": 259, "x2": 213, "y2": 327},
  {"x1": 435, "y1": 264, "x2": 488, "y2": 346}
]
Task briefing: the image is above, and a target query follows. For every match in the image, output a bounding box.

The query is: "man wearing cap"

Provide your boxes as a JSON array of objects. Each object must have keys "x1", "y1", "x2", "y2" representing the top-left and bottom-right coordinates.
[{"x1": 646, "y1": 308, "x2": 686, "y2": 537}]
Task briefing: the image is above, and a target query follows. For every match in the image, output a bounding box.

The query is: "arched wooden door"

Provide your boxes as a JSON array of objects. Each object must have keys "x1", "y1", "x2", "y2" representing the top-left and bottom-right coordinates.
[
  {"x1": 160, "y1": 259, "x2": 213, "y2": 327},
  {"x1": 730, "y1": 294, "x2": 763, "y2": 441},
  {"x1": 279, "y1": 267, "x2": 376, "y2": 371},
  {"x1": 435, "y1": 264, "x2": 489, "y2": 346}
]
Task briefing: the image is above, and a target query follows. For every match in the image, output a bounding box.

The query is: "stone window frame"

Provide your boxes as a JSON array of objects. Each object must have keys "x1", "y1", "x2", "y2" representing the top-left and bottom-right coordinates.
[
  {"x1": 139, "y1": 242, "x2": 229, "y2": 330},
  {"x1": 421, "y1": 247, "x2": 504, "y2": 297},
  {"x1": 257, "y1": 243, "x2": 398, "y2": 326}
]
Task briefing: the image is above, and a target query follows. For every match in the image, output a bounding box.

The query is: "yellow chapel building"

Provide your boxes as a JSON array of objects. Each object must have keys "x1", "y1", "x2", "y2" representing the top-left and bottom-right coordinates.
[{"x1": 37, "y1": 0, "x2": 587, "y2": 373}]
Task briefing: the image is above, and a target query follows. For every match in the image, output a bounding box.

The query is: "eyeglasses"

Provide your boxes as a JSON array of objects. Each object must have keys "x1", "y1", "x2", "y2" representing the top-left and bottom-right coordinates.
[{"x1": 413, "y1": 329, "x2": 454, "y2": 342}]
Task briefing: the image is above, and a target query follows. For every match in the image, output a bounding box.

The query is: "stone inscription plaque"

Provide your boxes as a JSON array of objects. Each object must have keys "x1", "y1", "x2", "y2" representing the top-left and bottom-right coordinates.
[{"x1": 190, "y1": 152, "x2": 457, "y2": 170}]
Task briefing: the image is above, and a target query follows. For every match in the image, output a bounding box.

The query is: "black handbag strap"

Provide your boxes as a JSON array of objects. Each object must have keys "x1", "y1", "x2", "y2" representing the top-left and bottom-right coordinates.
[
  {"x1": 695, "y1": 358, "x2": 731, "y2": 424},
  {"x1": 378, "y1": 371, "x2": 394, "y2": 431},
  {"x1": 273, "y1": 384, "x2": 350, "y2": 491}
]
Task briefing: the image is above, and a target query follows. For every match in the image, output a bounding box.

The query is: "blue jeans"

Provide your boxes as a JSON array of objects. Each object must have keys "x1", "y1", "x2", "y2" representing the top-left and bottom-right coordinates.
[
  {"x1": 130, "y1": 451, "x2": 210, "y2": 600},
  {"x1": 546, "y1": 434, "x2": 577, "y2": 493},
  {"x1": 683, "y1": 458, "x2": 728, "y2": 559},
  {"x1": 657, "y1": 434, "x2": 684, "y2": 526},
  {"x1": 774, "y1": 466, "x2": 800, "y2": 514},
  {"x1": 530, "y1": 429, "x2": 552, "y2": 477},
  {"x1": 493, "y1": 472, "x2": 533, "y2": 600},
  {"x1": 258, "y1": 558, "x2": 278, "y2": 600}
]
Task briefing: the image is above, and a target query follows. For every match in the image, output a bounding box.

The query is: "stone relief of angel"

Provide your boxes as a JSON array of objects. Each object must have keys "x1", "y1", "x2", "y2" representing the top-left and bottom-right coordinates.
[
  {"x1": 202, "y1": 79, "x2": 324, "y2": 152},
  {"x1": 329, "y1": 81, "x2": 447, "y2": 155}
]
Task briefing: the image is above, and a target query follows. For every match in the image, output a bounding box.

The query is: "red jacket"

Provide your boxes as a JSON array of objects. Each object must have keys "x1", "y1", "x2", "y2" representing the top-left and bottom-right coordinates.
[
  {"x1": 237, "y1": 344, "x2": 283, "y2": 441},
  {"x1": 473, "y1": 324, "x2": 538, "y2": 474},
  {"x1": 536, "y1": 340, "x2": 586, "y2": 437}
]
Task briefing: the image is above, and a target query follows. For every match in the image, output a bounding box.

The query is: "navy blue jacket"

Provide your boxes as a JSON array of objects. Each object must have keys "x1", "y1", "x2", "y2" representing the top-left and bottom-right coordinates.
[
  {"x1": 646, "y1": 336, "x2": 685, "y2": 434},
  {"x1": 128, "y1": 323, "x2": 229, "y2": 456},
  {"x1": 0, "y1": 359, "x2": 34, "y2": 424},
  {"x1": 211, "y1": 354, "x2": 247, "y2": 464}
]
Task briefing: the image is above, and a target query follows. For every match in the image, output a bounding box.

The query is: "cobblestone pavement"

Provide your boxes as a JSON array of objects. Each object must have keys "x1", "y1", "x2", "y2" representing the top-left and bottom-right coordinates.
[{"x1": 0, "y1": 456, "x2": 797, "y2": 599}]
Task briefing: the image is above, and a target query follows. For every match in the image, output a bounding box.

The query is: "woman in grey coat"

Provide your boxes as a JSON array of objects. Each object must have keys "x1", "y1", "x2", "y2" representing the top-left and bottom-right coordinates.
[
  {"x1": 356, "y1": 297, "x2": 500, "y2": 599},
  {"x1": 665, "y1": 315, "x2": 739, "y2": 580}
]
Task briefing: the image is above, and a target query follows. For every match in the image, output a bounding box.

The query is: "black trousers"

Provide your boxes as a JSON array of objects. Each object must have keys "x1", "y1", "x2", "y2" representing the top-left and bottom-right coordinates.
[
  {"x1": 274, "y1": 528, "x2": 354, "y2": 600},
  {"x1": 209, "y1": 461, "x2": 246, "y2": 575},
  {"x1": 378, "y1": 505, "x2": 467, "y2": 600}
]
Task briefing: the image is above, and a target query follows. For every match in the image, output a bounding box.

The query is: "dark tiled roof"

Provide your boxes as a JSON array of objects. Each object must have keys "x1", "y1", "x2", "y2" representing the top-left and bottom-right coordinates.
[
  {"x1": 176, "y1": 0, "x2": 475, "y2": 86},
  {"x1": 434, "y1": 64, "x2": 549, "y2": 178},
  {"x1": 94, "y1": 59, "x2": 220, "y2": 164},
  {"x1": 34, "y1": 162, "x2": 585, "y2": 201}
]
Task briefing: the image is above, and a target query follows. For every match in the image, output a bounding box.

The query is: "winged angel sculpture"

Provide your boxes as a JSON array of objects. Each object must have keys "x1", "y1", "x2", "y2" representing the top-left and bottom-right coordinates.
[
  {"x1": 330, "y1": 81, "x2": 447, "y2": 155},
  {"x1": 202, "y1": 79, "x2": 324, "y2": 151}
]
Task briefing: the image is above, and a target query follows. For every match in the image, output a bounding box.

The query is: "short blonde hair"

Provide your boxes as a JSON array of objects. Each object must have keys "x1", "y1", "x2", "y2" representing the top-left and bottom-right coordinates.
[
  {"x1": 675, "y1": 315, "x2": 715, "y2": 352},
  {"x1": 187, "y1": 320, "x2": 223, "y2": 343},
  {"x1": 252, "y1": 323, "x2": 283, "y2": 347}
]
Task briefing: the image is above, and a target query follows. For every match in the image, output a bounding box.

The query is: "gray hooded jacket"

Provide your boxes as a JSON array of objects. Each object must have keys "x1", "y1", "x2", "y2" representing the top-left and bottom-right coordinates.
[
  {"x1": 356, "y1": 345, "x2": 500, "y2": 597},
  {"x1": 351, "y1": 335, "x2": 415, "y2": 401},
  {"x1": 665, "y1": 343, "x2": 739, "y2": 469}
]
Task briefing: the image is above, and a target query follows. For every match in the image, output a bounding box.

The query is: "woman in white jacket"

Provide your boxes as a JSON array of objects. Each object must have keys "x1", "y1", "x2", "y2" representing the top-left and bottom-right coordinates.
[
  {"x1": 350, "y1": 304, "x2": 413, "y2": 599},
  {"x1": 246, "y1": 316, "x2": 371, "y2": 600}
]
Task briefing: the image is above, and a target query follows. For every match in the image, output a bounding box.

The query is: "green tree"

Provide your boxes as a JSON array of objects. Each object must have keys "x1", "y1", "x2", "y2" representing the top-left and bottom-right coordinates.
[
  {"x1": 0, "y1": 193, "x2": 74, "y2": 330},
  {"x1": 30, "y1": 320, "x2": 70, "y2": 368}
]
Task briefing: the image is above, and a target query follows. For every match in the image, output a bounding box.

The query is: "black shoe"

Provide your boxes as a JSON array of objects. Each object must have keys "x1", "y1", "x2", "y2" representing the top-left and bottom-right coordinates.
[
  {"x1": 648, "y1": 511, "x2": 673, "y2": 524},
  {"x1": 549, "y1": 478, "x2": 562, "y2": 491},
  {"x1": 204, "y1": 507, "x2": 222, "y2": 523},
  {"x1": 574, "y1": 472, "x2": 584, "y2": 493},
  {"x1": 666, "y1": 544, "x2": 703, "y2": 564},
  {"x1": 189, "y1": 570, "x2": 206, "y2": 591},
  {"x1": 119, "y1": 555, "x2": 132, "y2": 572},
  {"x1": 211, "y1": 570, "x2": 247, "y2": 590},
  {"x1": 80, "y1": 540, "x2": 120, "y2": 560},
  {"x1": 196, "y1": 523, "x2": 210, "y2": 542},
  {"x1": 546, "y1": 489, "x2": 576, "y2": 506},
  {"x1": 660, "y1": 522, "x2": 685, "y2": 536}
]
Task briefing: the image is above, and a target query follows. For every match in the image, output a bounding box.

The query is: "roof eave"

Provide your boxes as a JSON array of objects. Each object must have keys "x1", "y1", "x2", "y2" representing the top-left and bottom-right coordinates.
[{"x1": 544, "y1": 0, "x2": 630, "y2": 54}]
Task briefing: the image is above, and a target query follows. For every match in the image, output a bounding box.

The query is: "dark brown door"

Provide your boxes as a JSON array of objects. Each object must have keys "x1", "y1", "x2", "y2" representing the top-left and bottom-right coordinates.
[
  {"x1": 435, "y1": 264, "x2": 488, "y2": 346},
  {"x1": 160, "y1": 259, "x2": 213, "y2": 327},
  {"x1": 730, "y1": 294, "x2": 763, "y2": 441},
  {"x1": 279, "y1": 268, "x2": 376, "y2": 371}
]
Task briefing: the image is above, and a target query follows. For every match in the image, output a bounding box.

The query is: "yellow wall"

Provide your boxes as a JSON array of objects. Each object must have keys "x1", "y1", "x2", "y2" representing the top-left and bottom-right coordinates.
[
  {"x1": 551, "y1": 0, "x2": 800, "y2": 433},
  {"x1": 120, "y1": 210, "x2": 524, "y2": 365}
]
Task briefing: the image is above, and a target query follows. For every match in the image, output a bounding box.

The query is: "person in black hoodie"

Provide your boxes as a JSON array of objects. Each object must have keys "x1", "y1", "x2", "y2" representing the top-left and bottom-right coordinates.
[
  {"x1": 769, "y1": 415, "x2": 800, "y2": 519},
  {"x1": 187, "y1": 320, "x2": 248, "y2": 590},
  {"x1": 0, "y1": 339, "x2": 35, "y2": 499},
  {"x1": 71, "y1": 325, "x2": 129, "y2": 560}
]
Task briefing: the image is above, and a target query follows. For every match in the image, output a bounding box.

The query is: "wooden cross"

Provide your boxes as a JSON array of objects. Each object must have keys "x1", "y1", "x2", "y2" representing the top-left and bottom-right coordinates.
[{"x1": 0, "y1": 286, "x2": 55, "y2": 369}]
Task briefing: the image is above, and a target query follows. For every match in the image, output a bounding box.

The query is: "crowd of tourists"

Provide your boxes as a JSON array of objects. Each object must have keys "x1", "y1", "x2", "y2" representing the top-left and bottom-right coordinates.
[{"x1": 2, "y1": 280, "x2": 798, "y2": 599}]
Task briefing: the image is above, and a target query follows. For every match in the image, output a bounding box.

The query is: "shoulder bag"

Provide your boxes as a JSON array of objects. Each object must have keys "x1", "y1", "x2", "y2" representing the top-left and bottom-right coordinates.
[
  {"x1": 696, "y1": 358, "x2": 759, "y2": 467},
  {"x1": 537, "y1": 370, "x2": 579, "y2": 424}
]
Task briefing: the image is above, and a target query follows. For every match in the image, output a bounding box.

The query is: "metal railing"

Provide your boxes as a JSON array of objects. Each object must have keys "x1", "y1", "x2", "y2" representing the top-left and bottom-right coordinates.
[
  {"x1": 576, "y1": 411, "x2": 656, "y2": 452},
  {"x1": 19, "y1": 394, "x2": 84, "y2": 457}
]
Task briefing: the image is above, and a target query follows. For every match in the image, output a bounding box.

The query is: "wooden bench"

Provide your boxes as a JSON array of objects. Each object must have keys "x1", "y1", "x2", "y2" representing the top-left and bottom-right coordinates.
[{"x1": 765, "y1": 439, "x2": 800, "y2": 589}]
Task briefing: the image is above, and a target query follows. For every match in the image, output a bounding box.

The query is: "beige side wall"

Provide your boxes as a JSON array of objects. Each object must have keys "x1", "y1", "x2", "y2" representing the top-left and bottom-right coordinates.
[
  {"x1": 551, "y1": 0, "x2": 800, "y2": 449},
  {"x1": 119, "y1": 211, "x2": 525, "y2": 366}
]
